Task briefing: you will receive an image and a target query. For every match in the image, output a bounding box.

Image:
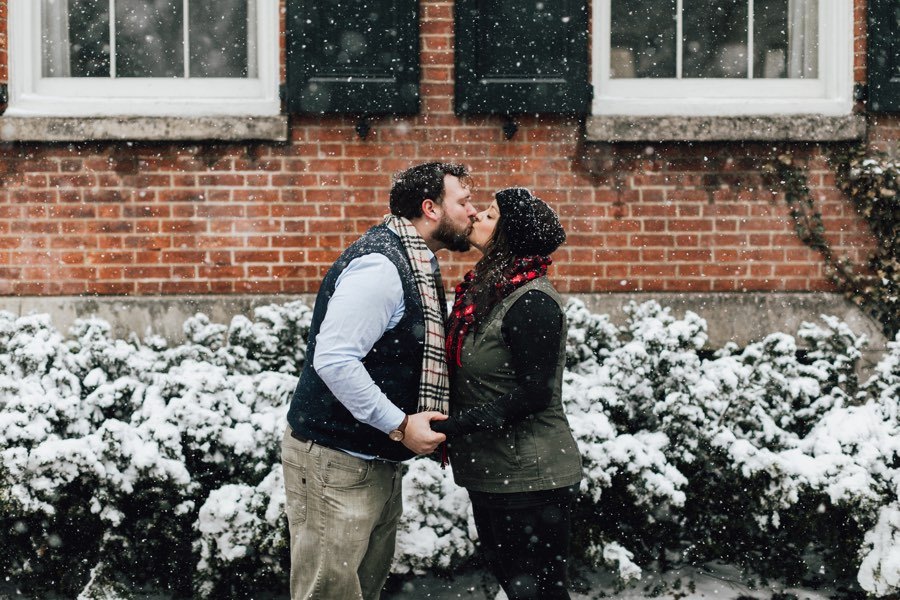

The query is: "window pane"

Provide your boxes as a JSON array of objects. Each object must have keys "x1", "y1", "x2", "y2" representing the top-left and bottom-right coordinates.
[
  {"x1": 189, "y1": 0, "x2": 254, "y2": 78},
  {"x1": 683, "y1": 0, "x2": 749, "y2": 78},
  {"x1": 610, "y1": 0, "x2": 676, "y2": 78},
  {"x1": 42, "y1": 0, "x2": 111, "y2": 77},
  {"x1": 754, "y1": 0, "x2": 818, "y2": 78},
  {"x1": 115, "y1": 0, "x2": 183, "y2": 77}
]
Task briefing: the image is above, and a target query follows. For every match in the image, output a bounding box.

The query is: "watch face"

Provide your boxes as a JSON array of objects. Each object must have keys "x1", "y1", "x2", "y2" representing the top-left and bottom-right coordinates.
[{"x1": 389, "y1": 430, "x2": 404, "y2": 442}]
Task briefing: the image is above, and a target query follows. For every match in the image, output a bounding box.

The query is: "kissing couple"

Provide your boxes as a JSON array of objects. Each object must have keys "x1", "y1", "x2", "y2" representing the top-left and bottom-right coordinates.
[{"x1": 281, "y1": 162, "x2": 583, "y2": 599}]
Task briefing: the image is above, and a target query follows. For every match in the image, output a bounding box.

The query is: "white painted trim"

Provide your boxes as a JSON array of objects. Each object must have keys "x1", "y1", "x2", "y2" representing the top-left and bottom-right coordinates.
[
  {"x1": 676, "y1": 0, "x2": 683, "y2": 79},
  {"x1": 747, "y1": 0, "x2": 755, "y2": 80},
  {"x1": 592, "y1": 0, "x2": 854, "y2": 116},
  {"x1": 7, "y1": 0, "x2": 280, "y2": 117},
  {"x1": 108, "y1": 0, "x2": 117, "y2": 77}
]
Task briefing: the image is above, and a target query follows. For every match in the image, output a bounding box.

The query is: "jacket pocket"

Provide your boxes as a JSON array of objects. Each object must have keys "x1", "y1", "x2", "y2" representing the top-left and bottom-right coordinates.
[
  {"x1": 497, "y1": 430, "x2": 521, "y2": 470},
  {"x1": 514, "y1": 423, "x2": 539, "y2": 471}
]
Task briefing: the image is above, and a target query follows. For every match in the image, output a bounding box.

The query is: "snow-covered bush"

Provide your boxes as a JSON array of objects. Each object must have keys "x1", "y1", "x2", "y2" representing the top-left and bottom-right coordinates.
[
  {"x1": 561, "y1": 300, "x2": 900, "y2": 593},
  {"x1": 195, "y1": 466, "x2": 288, "y2": 597},
  {"x1": 0, "y1": 305, "x2": 305, "y2": 598},
  {"x1": 393, "y1": 459, "x2": 475, "y2": 575},
  {"x1": 2, "y1": 299, "x2": 899, "y2": 597}
]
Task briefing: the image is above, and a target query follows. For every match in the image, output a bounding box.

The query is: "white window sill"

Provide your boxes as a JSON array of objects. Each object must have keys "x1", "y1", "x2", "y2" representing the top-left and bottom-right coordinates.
[
  {"x1": 0, "y1": 115, "x2": 289, "y2": 142},
  {"x1": 584, "y1": 114, "x2": 866, "y2": 142}
]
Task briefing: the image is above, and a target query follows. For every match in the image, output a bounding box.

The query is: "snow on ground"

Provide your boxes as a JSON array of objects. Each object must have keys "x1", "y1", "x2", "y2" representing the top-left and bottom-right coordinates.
[
  {"x1": 0, "y1": 564, "x2": 838, "y2": 600},
  {"x1": 390, "y1": 562, "x2": 837, "y2": 600}
]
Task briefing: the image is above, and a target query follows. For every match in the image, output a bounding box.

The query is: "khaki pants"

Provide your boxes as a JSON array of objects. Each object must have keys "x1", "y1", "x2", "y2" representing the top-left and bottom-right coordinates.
[{"x1": 281, "y1": 427, "x2": 403, "y2": 600}]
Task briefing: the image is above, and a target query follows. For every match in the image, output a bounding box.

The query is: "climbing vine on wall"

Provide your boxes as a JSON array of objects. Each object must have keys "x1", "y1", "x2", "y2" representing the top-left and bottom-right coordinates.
[{"x1": 765, "y1": 146, "x2": 899, "y2": 340}]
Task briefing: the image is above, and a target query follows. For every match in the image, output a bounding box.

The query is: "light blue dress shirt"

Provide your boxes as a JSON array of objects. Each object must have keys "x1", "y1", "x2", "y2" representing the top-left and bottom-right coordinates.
[{"x1": 312, "y1": 228, "x2": 438, "y2": 459}]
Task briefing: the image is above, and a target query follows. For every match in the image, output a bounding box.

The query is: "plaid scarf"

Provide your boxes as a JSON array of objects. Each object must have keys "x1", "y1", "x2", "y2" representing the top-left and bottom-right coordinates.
[
  {"x1": 446, "y1": 256, "x2": 552, "y2": 369},
  {"x1": 383, "y1": 214, "x2": 450, "y2": 415}
]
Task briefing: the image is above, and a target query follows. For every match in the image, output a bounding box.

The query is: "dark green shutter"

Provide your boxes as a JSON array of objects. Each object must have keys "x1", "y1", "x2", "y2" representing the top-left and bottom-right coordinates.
[
  {"x1": 285, "y1": 0, "x2": 419, "y2": 114},
  {"x1": 868, "y1": 0, "x2": 900, "y2": 112},
  {"x1": 455, "y1": 0, "x2": 590, "y2": 115}
]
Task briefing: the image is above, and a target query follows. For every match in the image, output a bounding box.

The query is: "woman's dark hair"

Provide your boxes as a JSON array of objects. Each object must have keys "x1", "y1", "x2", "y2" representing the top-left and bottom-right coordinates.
[
  {"x1": 467, "y1": 212, "x2": 516, "y2": 327},
  {"x1": 389, "y1": 162, "x2": 469, "y2": 219}
]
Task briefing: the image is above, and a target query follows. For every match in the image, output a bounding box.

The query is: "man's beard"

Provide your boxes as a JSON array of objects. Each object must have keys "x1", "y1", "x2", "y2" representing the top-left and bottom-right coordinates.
[{"x1": 433, "y1": 215, "x2": 472, "y2": 252}]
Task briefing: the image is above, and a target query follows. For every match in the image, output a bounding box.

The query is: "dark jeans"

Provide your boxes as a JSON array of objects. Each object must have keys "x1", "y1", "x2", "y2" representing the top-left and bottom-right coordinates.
[{"x1": 469, "y1": 485, "x2": 578, "y2": 600}]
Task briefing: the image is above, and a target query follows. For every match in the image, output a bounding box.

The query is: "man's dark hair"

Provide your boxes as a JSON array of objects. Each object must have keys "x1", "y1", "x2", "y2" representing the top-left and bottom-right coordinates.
[{"x1": 389, "y1": 162, "x2": 469, "y2": 219}]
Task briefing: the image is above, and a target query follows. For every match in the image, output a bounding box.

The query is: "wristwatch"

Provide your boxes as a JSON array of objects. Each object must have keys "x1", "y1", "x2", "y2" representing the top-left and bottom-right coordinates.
[{"x1": 389, "y1": 415, "x2": 409, "y2": 442}]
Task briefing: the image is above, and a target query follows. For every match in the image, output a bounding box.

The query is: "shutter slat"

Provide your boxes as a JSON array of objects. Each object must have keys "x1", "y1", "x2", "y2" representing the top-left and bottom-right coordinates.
[
  {"x1": 868, "y1": 0, "x2": 900, "y2": 113},
  {"x1": 455, "y1": 0, "x2": 591, "y2": 115},
  {"x1": 285, "y1": 0, "x2": 420, "y2": 115}
]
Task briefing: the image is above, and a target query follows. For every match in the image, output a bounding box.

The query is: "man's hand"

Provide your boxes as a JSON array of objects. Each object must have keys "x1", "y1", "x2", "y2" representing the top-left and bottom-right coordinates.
[{"x1": 401, "y1": 411, "x2": 448, "y2": 455}]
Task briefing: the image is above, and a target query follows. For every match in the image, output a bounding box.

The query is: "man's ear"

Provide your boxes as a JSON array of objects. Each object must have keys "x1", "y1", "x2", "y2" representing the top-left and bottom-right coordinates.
[{"x1": 421, "y1": 199, "x2": 441, "y2": 222}]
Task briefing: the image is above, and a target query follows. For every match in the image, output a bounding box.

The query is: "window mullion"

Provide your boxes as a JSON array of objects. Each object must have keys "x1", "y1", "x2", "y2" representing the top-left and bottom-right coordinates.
[
  {"x1": 247, "y1": 0, "x2": 258, "y2": 78},
  {"x1": 109, "y1": 0, "x2": 117, "y2": 78},
  {"x1": 747, "y1": 0, "x2": 755, "y2": 79},
  {"x1": 183, "y1": 0, "x2": 190, "y2": 78},
  {"x1": 676, "y1": 0, "x2": 683, "y2": 79}
]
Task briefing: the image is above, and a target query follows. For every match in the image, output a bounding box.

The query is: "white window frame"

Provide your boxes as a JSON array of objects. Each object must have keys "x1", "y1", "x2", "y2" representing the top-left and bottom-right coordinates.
[
  {"x1": 7, "y1": 0, "x2": 280, "y2": 117},
  {"x1": 592, "y1": 0, "x2": 854, "y2": 116}
]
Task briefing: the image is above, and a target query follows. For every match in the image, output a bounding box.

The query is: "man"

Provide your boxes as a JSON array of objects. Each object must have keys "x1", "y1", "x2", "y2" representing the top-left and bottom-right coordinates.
[{"x1": 281, "y1": 162, "x2": 477, "y2": 599}]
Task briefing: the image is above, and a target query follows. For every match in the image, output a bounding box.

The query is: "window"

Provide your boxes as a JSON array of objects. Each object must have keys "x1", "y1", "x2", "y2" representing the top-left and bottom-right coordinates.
[
  {"x1": 593, "y1": 0, "x2": 853, "y2": 115},
  {"x1": 8, "y1": 0, "x2": 279, "y2": 116}
]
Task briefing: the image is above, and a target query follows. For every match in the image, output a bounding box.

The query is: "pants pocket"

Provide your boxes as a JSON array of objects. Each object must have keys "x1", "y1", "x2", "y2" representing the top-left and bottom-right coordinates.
[
  {"x1": 283, "y1": 458, "x2": 308, "y2": 526},
  {"x1": 322, "y1": 450, "x2": 371, "y2": 488},
  {"x1": 281, "y1": 431, "x2": 310, "y2": 527}
]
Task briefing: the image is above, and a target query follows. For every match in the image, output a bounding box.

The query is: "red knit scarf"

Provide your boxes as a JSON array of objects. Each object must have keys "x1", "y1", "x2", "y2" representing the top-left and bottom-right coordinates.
[{"x1": 445, "y1": 256, "x2": 552, "y2": 369}]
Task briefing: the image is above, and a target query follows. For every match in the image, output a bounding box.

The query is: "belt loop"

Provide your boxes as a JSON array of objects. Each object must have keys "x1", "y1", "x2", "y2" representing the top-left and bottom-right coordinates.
[{"x1": 289, "y1": 428, "x2": 316, "y2": 453}]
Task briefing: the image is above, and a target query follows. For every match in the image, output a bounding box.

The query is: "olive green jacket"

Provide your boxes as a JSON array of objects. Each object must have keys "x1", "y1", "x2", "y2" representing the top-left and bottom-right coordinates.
[{"x1": 448, "y1": 277, "x2": 583, "y2": 493}]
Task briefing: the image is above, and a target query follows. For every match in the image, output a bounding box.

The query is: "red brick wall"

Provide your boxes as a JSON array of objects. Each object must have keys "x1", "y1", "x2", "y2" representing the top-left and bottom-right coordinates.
[{"x1": 0, "y1": 0, "x2": 895, "y2": 296}]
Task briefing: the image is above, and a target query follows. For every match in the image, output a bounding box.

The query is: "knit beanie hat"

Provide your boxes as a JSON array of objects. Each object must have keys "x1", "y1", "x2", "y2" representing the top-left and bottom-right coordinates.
[{"x1": 495, "y1": 188, "x2": 566, "y2": 257}]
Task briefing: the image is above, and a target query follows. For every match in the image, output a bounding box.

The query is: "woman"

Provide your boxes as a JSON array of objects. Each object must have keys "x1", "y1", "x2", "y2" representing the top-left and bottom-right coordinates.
[{"x1": 433, "y1": 188, "x2": 583, "y2": 599}]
